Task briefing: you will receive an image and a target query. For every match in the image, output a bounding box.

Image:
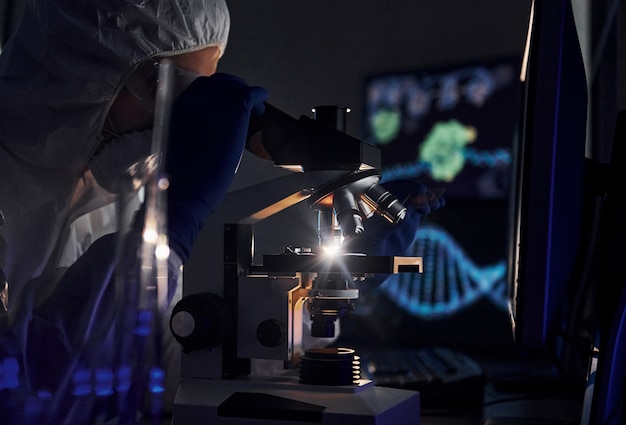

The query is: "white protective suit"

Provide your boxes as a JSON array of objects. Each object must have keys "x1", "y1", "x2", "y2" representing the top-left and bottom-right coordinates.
[
  {"x1": 0, "y1": 0, "x2": 230, "y2": 306},
  {"x1": 0, "y1": 3, "x2": 443, "y2": 423},
  {"x1": 0, "y1": 1, "x2": 236, "y2": 423}
]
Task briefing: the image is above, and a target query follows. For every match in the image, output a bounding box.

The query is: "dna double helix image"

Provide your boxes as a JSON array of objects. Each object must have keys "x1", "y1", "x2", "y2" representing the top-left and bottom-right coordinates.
[{"x1": 379, "y1": 224, "x2": 509, "y2": 319}]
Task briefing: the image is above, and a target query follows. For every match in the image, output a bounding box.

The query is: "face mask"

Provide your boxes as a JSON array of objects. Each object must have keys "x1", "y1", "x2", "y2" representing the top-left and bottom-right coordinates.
[
  {"x1": 89, "y1": 130, "x2": 154, "y2": 194},
  {"x1": 93, "y1": 59, "x2": 201, "y2": 193},
  {"x1": 124, "y1": 60, "x2": 201, "y2": 113}
]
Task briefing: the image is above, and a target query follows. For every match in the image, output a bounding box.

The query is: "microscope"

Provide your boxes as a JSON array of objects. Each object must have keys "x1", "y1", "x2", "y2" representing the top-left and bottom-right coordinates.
[{"x1": 169, "y1": 105, "x2": 422, "y2": 424}]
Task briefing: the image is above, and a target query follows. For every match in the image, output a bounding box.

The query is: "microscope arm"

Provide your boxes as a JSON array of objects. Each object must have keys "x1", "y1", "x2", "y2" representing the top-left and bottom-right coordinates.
[
  {"x1": 183, "y1": 168, "x2": 352, "y2": 297},
  {"x1": 174, "y1": 103, "x2": 414, "y2": 380},
  {"x1": 171, "y1": 103, "x2": 423, "y2": 425}
]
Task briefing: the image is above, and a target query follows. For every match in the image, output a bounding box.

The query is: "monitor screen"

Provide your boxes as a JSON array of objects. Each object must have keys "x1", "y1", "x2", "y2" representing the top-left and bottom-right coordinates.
[
  {"x1": 338, "y1": 57, "x2": 523, "y2": 352},
  {"x1": 363, "y1": 58, "x2": 521, "y2": 202}
]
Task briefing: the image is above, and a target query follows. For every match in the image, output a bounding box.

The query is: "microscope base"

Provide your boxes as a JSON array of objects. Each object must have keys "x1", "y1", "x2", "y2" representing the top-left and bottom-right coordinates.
[{"x1": 172, "y1": 375, "x2": 420, "y2": 425}]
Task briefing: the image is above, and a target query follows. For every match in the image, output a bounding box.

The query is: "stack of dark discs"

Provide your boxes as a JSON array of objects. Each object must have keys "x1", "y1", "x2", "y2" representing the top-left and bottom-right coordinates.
[{"x1": 299, "y1": 347, "x2": 360, "y2": 386}]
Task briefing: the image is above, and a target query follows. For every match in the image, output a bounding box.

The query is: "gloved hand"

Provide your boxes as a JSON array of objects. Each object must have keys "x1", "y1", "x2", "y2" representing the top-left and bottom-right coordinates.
[
  {"x1": 381, "y1": 179, "x2": 446, "y2": 216},
  {"x1": 165, "y1": 73, "x2": 269, "y2": 262}
]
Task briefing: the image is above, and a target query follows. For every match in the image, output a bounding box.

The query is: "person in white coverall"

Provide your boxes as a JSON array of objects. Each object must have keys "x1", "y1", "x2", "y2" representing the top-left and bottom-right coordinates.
[
  {"x1": 0, "y1": 0, "x2": 270, "y2": 423},
  {"x1": 0, "y1": 1, "x2": 443, "y2": 423}
]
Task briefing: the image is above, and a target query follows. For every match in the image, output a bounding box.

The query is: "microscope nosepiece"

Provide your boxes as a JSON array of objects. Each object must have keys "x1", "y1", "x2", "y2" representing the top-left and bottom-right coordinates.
[{"x1": 333, "y1": 188, "x2": 365, "y2": 238}]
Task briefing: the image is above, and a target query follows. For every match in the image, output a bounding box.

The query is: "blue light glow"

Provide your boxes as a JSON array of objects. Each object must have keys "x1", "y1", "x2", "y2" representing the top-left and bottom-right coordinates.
[
  {"x1": 134, "y1": 309, "x2": 152, "y2": 336},
  {"x1": 148, "y1": 367, "x2": 165, "y2": 394},
  {"x1": 36, "y1": 389, "x2": 52, "y2": 400},
  {"x1": 72, "y1": 368, "x2": 92, "y2": 396},
  {"x1": 116, "y1": 365, "x2": 132, "y2": 392},
  {"x1": 1, "y1": 356, "x2": 20, "y2": 389},
  {"x1": 95, "y1": 368, "x2": 114, "y2": 396}
]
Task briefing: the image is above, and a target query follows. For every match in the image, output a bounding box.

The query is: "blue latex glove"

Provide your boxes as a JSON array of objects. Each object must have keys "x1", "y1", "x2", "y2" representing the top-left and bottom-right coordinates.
[
  {"x1": 165, "y1": 73, "x2": 269, "y2": 262},
  {"x1": 381, "y1": 179, "x2": 446, "y2": 216}
]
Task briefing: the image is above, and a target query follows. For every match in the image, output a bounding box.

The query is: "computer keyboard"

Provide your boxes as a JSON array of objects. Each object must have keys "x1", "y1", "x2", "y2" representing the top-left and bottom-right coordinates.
[{"x1": 359, "y1": 346, "x2": 486, "y2": 410}]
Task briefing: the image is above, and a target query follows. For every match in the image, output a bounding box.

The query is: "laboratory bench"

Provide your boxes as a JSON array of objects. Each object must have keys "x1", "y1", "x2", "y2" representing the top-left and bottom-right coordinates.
[{"x1": 153, "y1": 352, "x2": 583, "y2": 425}]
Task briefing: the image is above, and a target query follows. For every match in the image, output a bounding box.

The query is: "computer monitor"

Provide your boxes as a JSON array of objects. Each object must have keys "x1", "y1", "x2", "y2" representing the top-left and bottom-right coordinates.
[
  {"x1": 505, "y1": 2, "x2": 626, "y2": 423},
  {"x1": 586, "y1": 107, "x2": 626, "y2": 425},
  {"x1": 506, "y1": 0, "x2": 587, "y2": 353}
]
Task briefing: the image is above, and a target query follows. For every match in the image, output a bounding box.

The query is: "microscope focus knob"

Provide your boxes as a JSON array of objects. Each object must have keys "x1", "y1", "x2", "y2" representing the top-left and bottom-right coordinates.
[
  {"x1": 170, "y1": 292, "x2": 233, "y2": 353},
  {"x1": 257, "y1": 319, "x2": 286, "y2": 347}
]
